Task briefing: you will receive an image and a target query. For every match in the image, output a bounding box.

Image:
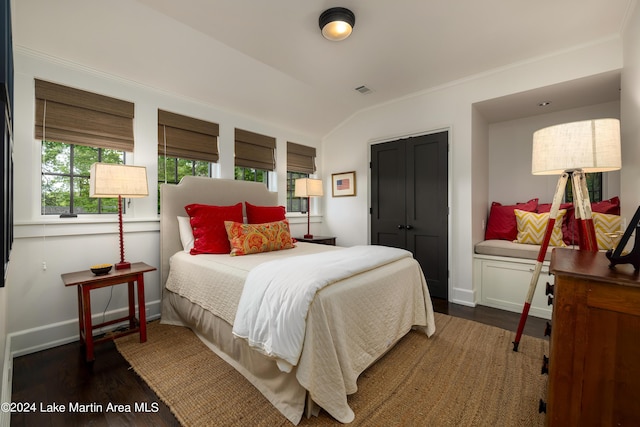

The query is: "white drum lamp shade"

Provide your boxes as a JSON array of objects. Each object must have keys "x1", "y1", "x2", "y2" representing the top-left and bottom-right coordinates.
[{"x1": 532, "y1": 118, "x2": 621, "y2": 175}]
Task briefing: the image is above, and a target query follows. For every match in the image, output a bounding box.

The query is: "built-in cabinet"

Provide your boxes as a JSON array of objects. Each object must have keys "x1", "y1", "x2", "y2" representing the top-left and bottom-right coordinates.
[
  {"x1": 474, "y1": 255, "x2": 553, "y2": 319},
  {"x1": 0, "y1": 0, "x2": 13, "y2": 287}
]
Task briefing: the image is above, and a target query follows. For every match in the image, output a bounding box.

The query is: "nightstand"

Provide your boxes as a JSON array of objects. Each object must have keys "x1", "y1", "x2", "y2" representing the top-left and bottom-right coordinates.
[
  {"x1": 295, "y1": 235, "x2": 336, "y2": 246},
  {"x1": 61, "y1": 262, "x2": 156, "y2": 362}
]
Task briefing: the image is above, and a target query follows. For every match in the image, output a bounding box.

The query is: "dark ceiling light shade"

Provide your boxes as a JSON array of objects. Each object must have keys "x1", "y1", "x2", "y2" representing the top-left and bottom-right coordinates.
[{"x1": 319, "y1": 7, "x2": 355, "y2": 41}]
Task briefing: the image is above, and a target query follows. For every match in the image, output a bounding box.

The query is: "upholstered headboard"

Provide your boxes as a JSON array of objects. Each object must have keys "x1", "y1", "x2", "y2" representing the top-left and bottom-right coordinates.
[{"x1": 159, "y1": 176, "x2": 278, "y2": 287}]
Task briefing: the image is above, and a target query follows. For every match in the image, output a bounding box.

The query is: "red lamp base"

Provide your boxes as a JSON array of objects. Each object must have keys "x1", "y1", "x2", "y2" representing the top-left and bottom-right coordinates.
[
  {"x1": 304, "y1": 233, "x2": 313, "y2": 239},
  {"x1": 115, "y1": 261, "x2": 131, "y2": 270}
]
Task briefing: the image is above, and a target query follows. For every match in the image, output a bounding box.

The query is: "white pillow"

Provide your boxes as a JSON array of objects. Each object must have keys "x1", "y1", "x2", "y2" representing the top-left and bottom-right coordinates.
[{"x1": 177, "y1": 216, "x2": 194, "y2": 252}]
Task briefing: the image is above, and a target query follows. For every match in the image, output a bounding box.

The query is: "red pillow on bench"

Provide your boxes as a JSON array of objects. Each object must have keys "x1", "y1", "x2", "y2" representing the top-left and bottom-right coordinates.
[{"x1": 485, "y1": 198, "x2": 538, "y2": 241}]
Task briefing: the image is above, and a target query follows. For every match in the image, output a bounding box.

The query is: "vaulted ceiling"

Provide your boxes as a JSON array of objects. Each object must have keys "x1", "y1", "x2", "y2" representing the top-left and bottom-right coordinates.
[{"x1": 13, "y1": 0, "x2": 634, "y2": 137}]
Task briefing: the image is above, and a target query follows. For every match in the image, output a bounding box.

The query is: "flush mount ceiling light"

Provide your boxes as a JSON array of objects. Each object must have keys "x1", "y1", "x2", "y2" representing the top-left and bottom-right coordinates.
[{"x1": 319, "y1": 7, "x2": 355, "y2": 41}]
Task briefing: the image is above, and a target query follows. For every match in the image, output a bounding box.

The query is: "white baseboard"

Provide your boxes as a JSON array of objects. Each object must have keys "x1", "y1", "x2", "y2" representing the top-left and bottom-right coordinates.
[
  {"x1": 449, "y1": 286, "x2": 476, "y2": 307},
  {"x1": 9, "y1": 300, "x2": 161, "y2": 358}
]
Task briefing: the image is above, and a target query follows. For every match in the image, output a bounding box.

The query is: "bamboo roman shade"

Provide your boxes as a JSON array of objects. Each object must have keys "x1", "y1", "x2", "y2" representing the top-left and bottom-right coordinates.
[
  {"x1": 158, "y1": 110, "x2": 219, "y2": 162},
  {"x1": 287, "y1": 142, "x2": 316, "y2": 174},
  {"x1": 34, "y1": 79, "x2": 134, "y2": 151},
  {"x1": 234, "y1": 128, "x2": 276, "y2": 171}
]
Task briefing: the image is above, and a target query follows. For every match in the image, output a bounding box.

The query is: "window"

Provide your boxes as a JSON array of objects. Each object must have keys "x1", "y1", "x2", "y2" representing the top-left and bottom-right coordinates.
[
  {"x1": 159, "y1": 157, "x2": 212, "y2": 185},
  {"x1": 287, "y1": 142, "x2": 317, "y2": 213},
  {"x1": 35, "y1": 80, "x2": 135, "y2": 216},
  {"x1": 234, "y1": 166, "x2": 269, "y2": 185},
  {"x1": 565, "y1": 172, "x2": 602, "y2": 203},
  {"x1": 157, "y1": 110, "x2": 219, "y2": 211},
  {"x1": 41, "y1": 142, "x2": 124, "y2": 215},
  {"x1": 286, "y1": 171, "x2": 308, "y2": 213}
]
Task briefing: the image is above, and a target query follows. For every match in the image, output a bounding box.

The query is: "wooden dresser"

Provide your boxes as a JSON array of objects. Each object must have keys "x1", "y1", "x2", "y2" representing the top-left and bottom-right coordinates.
[{"x1": 547, "y1": 248, "x2": 640, "y2": 426}]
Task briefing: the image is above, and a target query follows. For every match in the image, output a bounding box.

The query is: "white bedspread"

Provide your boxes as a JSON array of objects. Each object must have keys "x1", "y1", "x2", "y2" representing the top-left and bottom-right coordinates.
[
  {"x1": 232, "y1": 245, "x2": 412, "y2": 372},
  {"x1": 163, "y1": 242, "x2": 436, "y2": 424}
]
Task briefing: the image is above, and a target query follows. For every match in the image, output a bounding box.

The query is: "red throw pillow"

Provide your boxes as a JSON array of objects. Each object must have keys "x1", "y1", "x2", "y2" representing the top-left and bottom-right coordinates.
[
  {"x1": 537, "y1": 202, "x2": 575, "y2": 246},
  {"x1": 185, "y1": 203, "x2": 243, "y2": 254},
  {"x1": 592, "y1": 196, "x2": 620, "y2": 215},
  {"x1": 541, "y1": 196, "x2": 620, "y2": 246},
  {"x1": 484, "y1": 198, "x2": 538, "y2": 241},
  {"x1": 245, "y1": 202, "x2": 286, "y2": 224}
]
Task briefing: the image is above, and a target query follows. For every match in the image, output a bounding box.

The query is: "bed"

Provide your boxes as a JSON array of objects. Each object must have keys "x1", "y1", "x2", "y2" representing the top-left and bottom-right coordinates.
[{"x1": 159, "y1": 176, "x2": 436, "y2": 424}]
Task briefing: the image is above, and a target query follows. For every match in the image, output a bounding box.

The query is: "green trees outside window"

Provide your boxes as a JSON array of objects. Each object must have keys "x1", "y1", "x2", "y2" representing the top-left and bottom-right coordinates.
[
  {"x1": 41, "y1": 141, "x2": 124, "y2": 215},
  {"x1": 565, "y1": 173, "x2": 602, "y2": 203},
  {"x1": 287, "y1": 171, "x2": 308, "y2": 213}
]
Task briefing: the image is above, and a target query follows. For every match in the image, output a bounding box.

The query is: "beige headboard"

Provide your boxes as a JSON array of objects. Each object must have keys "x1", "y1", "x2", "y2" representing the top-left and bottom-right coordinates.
[{"x1": 160, "y1": 176, "x2": 278, "y2": 287}]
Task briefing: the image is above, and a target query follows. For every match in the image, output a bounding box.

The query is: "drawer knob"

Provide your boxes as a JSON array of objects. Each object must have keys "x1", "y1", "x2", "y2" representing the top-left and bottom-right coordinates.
[
  {"x1": 545, "y1": 282, "x2": 554, "y2": 296},
  {"x1": 539, "y1": 399, "x2": 547, "y2": 413}
]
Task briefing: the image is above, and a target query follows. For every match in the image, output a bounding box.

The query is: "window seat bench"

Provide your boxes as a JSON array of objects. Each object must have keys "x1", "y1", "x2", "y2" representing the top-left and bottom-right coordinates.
[{"x1": 473, "y1": 240, "x2": 581, "y2": 320}]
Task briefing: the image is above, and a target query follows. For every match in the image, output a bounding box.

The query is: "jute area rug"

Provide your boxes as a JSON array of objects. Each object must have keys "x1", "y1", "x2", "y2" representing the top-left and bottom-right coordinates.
[{"x1": 115, "y1": 313, "x2": 548, "y2": 426}]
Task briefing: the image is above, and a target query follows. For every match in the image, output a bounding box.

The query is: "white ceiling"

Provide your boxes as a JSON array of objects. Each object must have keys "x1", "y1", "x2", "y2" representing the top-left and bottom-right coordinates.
[{"x1": 13, "y1": 0, "x2": 634, "y2": 137}]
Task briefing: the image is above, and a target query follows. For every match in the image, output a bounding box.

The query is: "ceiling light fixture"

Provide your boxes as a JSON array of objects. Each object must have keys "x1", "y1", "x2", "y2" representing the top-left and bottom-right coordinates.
[{"x1": 319, "y1": 7, "x2": 355, "y2": 41}]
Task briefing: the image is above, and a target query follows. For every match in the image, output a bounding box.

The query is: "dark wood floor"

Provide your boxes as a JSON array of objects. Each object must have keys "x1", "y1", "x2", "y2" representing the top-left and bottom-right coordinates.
[{"x1": 10, "y1": 299, "x2": 548, "y2": 426}]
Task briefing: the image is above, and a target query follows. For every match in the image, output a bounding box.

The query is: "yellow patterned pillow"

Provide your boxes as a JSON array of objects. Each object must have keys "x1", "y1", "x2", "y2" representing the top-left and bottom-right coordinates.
[
  {"x1": 514, "y1": 209, "x2": 567, "y2": 247},
  {"x1": 592, "y1": 212, "x2": 622, "y2": 250},
  {"x1": 224, "y1": 220, "x2": 294, "y2": 256}
]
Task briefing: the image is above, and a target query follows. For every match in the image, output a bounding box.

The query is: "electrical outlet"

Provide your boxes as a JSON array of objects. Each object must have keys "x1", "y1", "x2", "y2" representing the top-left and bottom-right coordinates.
[{"x1": 42, "y1": 261, "x2": 47, "y2": 271}]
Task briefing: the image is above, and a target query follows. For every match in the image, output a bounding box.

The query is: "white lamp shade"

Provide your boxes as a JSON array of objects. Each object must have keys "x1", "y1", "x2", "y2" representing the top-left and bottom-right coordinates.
[
  {"x1": 294, "y1": 178, "x2": 324, "y2": 197},
  {"x1": 532, "y1": 118, "x2": 621, "y2": 175},
  {"x1": 90, "y1": 163, "x2": 149, "y2": 198}
]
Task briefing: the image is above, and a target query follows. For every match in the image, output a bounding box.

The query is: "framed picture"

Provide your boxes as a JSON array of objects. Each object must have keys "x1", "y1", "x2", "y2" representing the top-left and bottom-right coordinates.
[{"x1": 332, "y1": 171, "x2": 356, "y2": 197}]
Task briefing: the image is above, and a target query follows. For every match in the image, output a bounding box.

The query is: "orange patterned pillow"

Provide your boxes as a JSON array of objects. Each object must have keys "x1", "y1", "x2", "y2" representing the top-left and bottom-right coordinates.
[{"x1": 224, "y1": 220, "x2": 295, "y2": 256}]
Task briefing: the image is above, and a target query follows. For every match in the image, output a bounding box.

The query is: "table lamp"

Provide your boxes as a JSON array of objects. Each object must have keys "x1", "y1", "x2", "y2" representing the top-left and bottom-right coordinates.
[
  {"x1": 513, "y1": 118, "x2": 621, "y2": 351},
  {"x1": 90, "y1": 163, "x2": 149, "y2": 270},
  {"x1": 294, "y1": 178, "x2": 323, "y2": 239}
]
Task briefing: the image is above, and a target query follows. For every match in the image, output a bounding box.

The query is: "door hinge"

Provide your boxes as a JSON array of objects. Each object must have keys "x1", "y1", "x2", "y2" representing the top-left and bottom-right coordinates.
[{"x1": 369, "y1": 161, "x2": 372, "y2": 168}]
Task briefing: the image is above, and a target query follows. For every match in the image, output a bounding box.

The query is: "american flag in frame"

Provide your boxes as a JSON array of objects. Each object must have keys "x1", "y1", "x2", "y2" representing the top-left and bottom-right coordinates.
[{"x1": 331, "y1": 171, "x2": 356, "y2": 197}]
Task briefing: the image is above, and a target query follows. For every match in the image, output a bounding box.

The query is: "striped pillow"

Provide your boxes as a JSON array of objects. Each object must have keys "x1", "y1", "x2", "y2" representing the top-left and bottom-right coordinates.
[
  {"x1": 592, "y1": 212, "x2": 622, "y2": 250},
  {"x1": 514, "y1": 209, "x2": 567, "y2": 247}
]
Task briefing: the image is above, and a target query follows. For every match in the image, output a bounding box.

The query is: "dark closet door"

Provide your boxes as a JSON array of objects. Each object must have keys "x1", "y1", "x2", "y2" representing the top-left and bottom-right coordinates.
[{"x1": 371, "y1": 131, "x2": 448, "y2": 299}]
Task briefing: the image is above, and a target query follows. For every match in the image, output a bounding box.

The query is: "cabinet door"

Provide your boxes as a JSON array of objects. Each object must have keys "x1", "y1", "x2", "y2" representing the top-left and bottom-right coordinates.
[{"x1": 479, "y1": 258, "x2": 553, "y2": 319}]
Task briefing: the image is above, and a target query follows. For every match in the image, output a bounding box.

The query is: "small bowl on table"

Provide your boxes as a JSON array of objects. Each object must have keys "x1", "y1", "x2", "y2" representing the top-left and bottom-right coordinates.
[{"x1": 90, "y1": 264, "x2": 113, "y2": 276}]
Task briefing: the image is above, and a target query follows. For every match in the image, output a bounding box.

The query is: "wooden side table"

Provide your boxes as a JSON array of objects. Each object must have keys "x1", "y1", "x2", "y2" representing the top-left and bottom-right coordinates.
[
  {"x1": 295, "y1": 235, "x2": 336, "y2": 246},
  {"x1": 61, "y1": 262, "x2": 156, "y2": 362}
]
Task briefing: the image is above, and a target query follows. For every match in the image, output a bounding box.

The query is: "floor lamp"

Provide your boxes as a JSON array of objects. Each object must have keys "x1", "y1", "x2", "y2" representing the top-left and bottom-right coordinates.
[
  {"x1": 512, "y1": 118, "x2": 621, "y2": 351},
  {"x1": 294, "y1": 178, "x2": 324, "y2": 239},
  {"x1": 90, "y1": 163, "x2": 149, "y2": 270}
]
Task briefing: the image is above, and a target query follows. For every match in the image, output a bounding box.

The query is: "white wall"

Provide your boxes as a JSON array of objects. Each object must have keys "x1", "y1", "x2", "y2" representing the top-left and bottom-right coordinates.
[
  {"x1": 6, "y1": 49, "x2": 322, "y2": 355},
  {"x1": 322, "y1": 37, "x2": 624, "y2": 307},
  {"x1": 621, "y1": 3, "x2": 640, "y2": 222}
]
